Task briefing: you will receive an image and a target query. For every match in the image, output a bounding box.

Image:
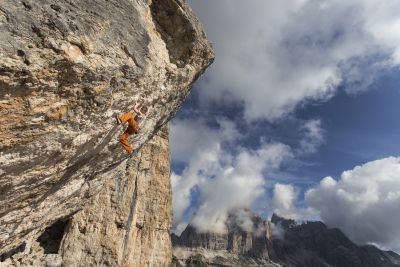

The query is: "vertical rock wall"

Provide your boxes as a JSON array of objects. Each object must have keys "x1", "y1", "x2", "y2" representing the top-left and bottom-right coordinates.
[{"x1": 61, "y1": 126, "x2": 172, "y2": 267}]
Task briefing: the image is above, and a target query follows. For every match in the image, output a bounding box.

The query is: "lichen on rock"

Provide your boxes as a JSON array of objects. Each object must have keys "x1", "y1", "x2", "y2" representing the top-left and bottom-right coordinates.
[{"x1": 0, "y1": 0, "x2": 214, "y2": 264}]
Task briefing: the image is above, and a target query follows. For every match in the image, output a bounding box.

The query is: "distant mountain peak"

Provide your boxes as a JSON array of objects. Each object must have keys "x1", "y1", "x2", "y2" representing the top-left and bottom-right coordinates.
[{"x1": 173, "y1": 212, "x2": 400, "y2": 267}]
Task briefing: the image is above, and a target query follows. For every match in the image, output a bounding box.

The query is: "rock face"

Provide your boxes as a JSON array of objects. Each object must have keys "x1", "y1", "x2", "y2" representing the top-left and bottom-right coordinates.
[
  {"x1": 0, "y1": 126, "x2": 173, "y2": 266},
  {"x1": 0, "y1": 0, "x2": 213, "y2": 262},
  {"x1": 172, "y1": 213, "x2": 400, "y2": 267},
  {"x1": 61, "y1": 125, "x2": 172, "y2": 267}
]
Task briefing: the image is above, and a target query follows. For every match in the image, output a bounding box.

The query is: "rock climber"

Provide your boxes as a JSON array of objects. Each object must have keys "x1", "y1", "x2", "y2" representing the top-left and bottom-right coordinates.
[{"x1": 115, "y1": 102, "x2": 148, "y2": 155}]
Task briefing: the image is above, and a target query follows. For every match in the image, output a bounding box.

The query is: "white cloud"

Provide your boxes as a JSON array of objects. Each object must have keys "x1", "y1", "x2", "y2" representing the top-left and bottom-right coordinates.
[
  {"x1": 271, "y1": 183, "x2": 313, "y2": 220},
  {"x1": 231, "y1": 209, "x2": 257, "y2": 233},
  {"x1": 299, "y1": 119, "x2": 324, "y2": 154},
  {"x1": 271, "y1": 184, "x2": 299, "y2": 218},
  {"x1": 305, "y1": 157, "x2": 400, "y2": 251},
  {"x1": 170, "y1": 117, "x2": 239, "y2": 232},
  {"x1": 170, "y1": 117, "x2": 239, "y2": 163},
  {"x1": 189, "y1": 0, "x2": 400, "y2": 120},
  {"x1": 192, "y1": 143, "x2": 291, "y2": 234},
  {"x1": 170, "y1": 118, "x2": 292, "y2": 234},
  {"x1": 170, "y1": 116, "x2": 325, "y2": 235},
  {"x1": 269, "y1": 222, "x2": 285, "y2": 240}
]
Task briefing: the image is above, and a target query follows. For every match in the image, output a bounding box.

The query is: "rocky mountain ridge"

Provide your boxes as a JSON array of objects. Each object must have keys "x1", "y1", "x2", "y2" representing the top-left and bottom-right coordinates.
[
  {"x1": 172, "y1": 212, "x2": 400, "y2": 267},
  {"x1": 269, "y1": 214, "x2": 400, "y2": 267}
]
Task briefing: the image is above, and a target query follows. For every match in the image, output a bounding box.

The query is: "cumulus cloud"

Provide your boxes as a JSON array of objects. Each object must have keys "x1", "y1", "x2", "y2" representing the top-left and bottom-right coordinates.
[
  {"x1": 170, "y1": 118, "x2": 292, "y2": 234},
  {"x1": 170, "y1": 117, "x2": 239, "y2": 232},
  {"x1": 305, "y1": 157, "x2": 400, "y2": 251},
  {"x1": 191, "y1": 143, "x2": 291, "y2": 234},
  {"x1": 189, "y1": 0, "x2": 400, "y2": 120},
  {"x1": 271, "y1": 183, "x2": 313, "y2": 220},
  {"x1": 271, "y1": 184, "x2": 299, "y2": 219}
]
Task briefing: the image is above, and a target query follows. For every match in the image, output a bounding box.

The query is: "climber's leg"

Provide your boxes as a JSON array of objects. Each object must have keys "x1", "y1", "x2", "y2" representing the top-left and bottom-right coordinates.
[{"x1": 119, "y1": 129, "x2": 133, "y2": 153}]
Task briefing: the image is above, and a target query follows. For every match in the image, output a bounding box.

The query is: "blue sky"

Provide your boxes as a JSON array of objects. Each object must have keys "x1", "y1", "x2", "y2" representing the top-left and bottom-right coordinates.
[
  {"x1": 297, "y1": 73, "x2": 400, "y2": 177},
  {"x1": 170, "y1": 0, "x2": 400, "y2": 252}
]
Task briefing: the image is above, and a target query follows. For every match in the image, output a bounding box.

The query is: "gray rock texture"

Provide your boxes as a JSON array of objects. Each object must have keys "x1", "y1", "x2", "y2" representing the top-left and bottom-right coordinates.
[{"x1": 0, "y1": 0, "x2": 213, "y2": 262}]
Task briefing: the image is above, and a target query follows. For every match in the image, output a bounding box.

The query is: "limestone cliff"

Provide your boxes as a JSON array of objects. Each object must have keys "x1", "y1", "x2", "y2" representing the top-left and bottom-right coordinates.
[
  {"x1": 0, "y1": 0, "x2": 213, "y2": 263},
  {"x1": 1, "y1": 126, "x2": 172, "y2": 266},
  {"x1": 61, "y1": 125, "x2": 172, "y2": 267}
]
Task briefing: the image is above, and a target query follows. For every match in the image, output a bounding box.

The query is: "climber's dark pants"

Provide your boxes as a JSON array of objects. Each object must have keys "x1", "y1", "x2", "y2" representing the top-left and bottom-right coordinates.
[{"x1": 119, "y1": 112, "x2": 139, "y2": 153}]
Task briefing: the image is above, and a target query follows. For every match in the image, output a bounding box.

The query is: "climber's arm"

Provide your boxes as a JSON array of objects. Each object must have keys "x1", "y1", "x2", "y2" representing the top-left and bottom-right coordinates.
[{"x1": 133, "y1": 102, "x2": 142, "y2": 114}]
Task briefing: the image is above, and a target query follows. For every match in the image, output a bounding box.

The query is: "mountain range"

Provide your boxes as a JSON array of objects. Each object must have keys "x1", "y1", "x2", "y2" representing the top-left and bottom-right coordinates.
[{"x1": 171, "y1": 211, "x2": 400, "y2": 267}]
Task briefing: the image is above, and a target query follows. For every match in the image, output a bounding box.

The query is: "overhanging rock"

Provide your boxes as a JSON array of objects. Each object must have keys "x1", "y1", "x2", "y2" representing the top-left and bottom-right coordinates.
[{"x1": 0, "y1": 0, "x2": 213, "y2": 255}]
